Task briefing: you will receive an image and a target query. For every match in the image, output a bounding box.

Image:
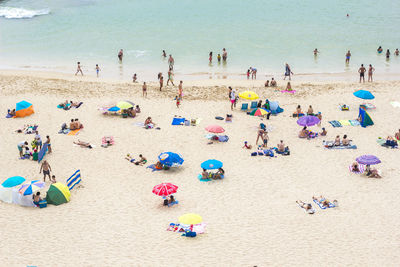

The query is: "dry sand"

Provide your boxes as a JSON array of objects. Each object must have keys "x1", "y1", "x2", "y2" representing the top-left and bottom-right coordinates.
[{"x1": 1, "y1": 71, "x2": 400, "y2": 266}]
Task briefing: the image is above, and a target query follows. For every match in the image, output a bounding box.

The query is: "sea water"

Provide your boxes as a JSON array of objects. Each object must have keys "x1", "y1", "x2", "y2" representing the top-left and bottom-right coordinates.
[{"x1": 1, "y1": 0, "x2": 400, "y2": 80}]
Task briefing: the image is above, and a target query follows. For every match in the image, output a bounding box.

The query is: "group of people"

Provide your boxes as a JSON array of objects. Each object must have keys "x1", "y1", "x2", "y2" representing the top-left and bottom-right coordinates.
[
  {"x1": 17, "y1": 131, "x2": 51, "y2": 159},
  {"x1": 208, "y1": 48, "x2": 228, "y2": 64},
  {"x1": 125, "y1": 154, "x2": 147, "y2": 165},
  {"x1": 58, "y1": 100, "x2": 82, "y2": 110},
  {"x1": 376, "y1": 46, "x2": 399, "y2": 59},
  {"x1": 201, "y1": 168, "x2": 225, "y2": 180},
  {"x1": 358, "y1": 64, "x2": 375, "y2": 83},
  {"x1": 264, "y1": 78, "x2": 277, "y2": 87},
  {"x1": 351, "y1": 162, "x2": 381, "y2": 178},
  {"x1": 246, "y1": 67, "x2": 257, "y2": 79},
  {"x1": 69, "y1": 118, "x2": 84, "y2": 130}
]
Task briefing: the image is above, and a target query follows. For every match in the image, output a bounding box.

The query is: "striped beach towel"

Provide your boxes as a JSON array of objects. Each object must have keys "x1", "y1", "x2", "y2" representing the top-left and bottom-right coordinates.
[
  {"x1": 68, "y1": 129, "x2": 81, "y2": 136},
  {"x1": 67, "y1": 169, "x2": 81, "y2": 190},
  {"x1": 349, "y1": 120, "x2": 361, "y2": 126},
  {"x1": 328, "y1": 120, "x2": 342, "y2": 127},
  {"x1": 349, "y1": 164, "x2": 365, "y2": 174}
]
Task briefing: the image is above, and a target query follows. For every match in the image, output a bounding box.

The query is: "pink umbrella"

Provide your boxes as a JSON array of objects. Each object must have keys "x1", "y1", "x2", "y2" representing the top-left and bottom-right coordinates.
[
  {"x1": 152, "y1": 183, "x2": 178, "y2": 196},
  {"x1": 205, "y1": 125, "x2": 225, "y2": 133}
]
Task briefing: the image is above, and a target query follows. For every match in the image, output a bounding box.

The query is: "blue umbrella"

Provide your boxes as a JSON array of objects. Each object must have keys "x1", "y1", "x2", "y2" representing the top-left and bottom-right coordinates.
[
  {"x1": 353, "y1": 90, "x2": 375, "y2": 100},
  {"x1": 1, "y1": 176, "x2": 26, "y2": 188},
  {"x1": 108, "y1": 106, "x2": 120, "y2": 112},
  {"x1": 201, "y1": 159, "x2": 223, "y2": 170},
  {"x1": 158, "y1": 152, "x2": 184, "y2": 167}
]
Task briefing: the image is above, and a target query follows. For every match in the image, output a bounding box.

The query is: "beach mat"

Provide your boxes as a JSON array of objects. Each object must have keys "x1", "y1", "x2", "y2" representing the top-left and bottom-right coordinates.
[
  {"x1": 313, "y1": 199, "x2": 336, "y2": 209},
  {"x1": 338, "y1": 120, "x2": 351, "y2": 126},
  {"x1": 172, "y1": 118, "x2": 185, "y2": 125},
  {"x1": 323, "y1": 141, "x2": 357, "y2": 149},
  {"x1": 328, "y1": 120, "x2": 342, "y2": 127},
  {"x1": 280, "y1": 90, "x2": 296, "y2": 94},
  {"x1": 390, "y1": 101, "x2": 400, "y2": 108},
  {"x1": 67, "y1": 129, "x2": 81, "y2": 136}
]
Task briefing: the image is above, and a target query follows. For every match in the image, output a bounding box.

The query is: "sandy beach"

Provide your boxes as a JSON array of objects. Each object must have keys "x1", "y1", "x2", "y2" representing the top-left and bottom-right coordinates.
[{"x1": 1, "y1": 71, "x2": 400, "y2": 266}]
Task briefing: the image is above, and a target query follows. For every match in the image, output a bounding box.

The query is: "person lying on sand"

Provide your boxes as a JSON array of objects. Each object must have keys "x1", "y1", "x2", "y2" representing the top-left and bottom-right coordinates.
[
  {"x1": 155, "y1": 161, "x2": 163, "y2": 170},
  {"x1": 70, "y1": 101, "x2": 81, "y2": 107},
  {"x1": 386, "y1": 136, "x2": 398, "y2": 147},
  {"x1": 125, "y1": 154, "x2": 135, "y2": 163},
  {"x1": 320, "y1": 127, "x2": 327, "y2": 136},
  {"x1": 334, "y1": 135, "x2": 341, "y2": 146},
  {"x1": 296, "y1": 200, "x2": 315, "y2": 214},
  {"x1": 351, "y1": 162, "x2": 360, "y2": 172},
  {"x1": 243, "y1": 141, "x2": 252, "y2": 149},
  {"x1": 342, "y1": 135, "x2": 350, "y2": 146},
  {"x1": 59, "y1": 100, "x2": 69, "y2": 108},
  {"x1": 135, "y1": 154, "x2": 147, "y2": 165},
  {"x1": 365, "y1": 165, "x2": 381, "y2": 178},
  {"x1": 313, "y1": 196, "x2": 337, "y2": 208},
  {"x1": 74, "y1": 140, "x2": 92, "y2": 149}
]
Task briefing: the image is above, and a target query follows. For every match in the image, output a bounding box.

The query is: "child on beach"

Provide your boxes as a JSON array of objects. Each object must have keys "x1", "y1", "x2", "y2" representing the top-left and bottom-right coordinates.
[
  {"x1": 286, "y1": 82, "x2": 292, "y2": 91},
  {"x1": 132, "y1": 73, "x2": 137, "y2": 83},
  {"x1": 175, "y1": 96, "x2": 181, "y2": 108},
  {"x1": 320, "y1": 127, "x2": 327, "y2": 136},
  {"x1": 246, "y1": 69, "x2": 250, "y2": 79},
  {"x1": 217, "y1": 54, "x2": 221, "y2": 63},
  {"x1": 270, "y1": 78, "x2": 277, "y2": 87},
  {"x1": 243, "y1": 141, "x2": 252, "y2": 149},
  {"x1": 95, "y1": 64, "x2": 100, "y2": 77},
  {"x1": 159, "y1": 75, "x2": 164, "y2": 91}
]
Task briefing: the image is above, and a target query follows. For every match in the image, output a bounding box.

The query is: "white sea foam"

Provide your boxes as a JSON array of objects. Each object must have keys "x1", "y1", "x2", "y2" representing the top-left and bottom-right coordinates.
[
  {"x1": 0, "y1": 7, "x2": 50, "y2": 19},
  {"x1": 125, "y1": 50, "x2": 148, "y2": 58}
]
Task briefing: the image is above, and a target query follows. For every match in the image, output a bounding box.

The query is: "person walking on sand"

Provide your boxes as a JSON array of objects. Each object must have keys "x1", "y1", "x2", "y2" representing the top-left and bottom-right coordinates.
[
  {"x1": 178, "y1": 81, "x2": 183, "y2": 99},
  {"x1": 75, "y1": 62, "x2": 83, "y2": 76},
  {"x1": 229, "y1": 87, "x2": 236, "y2": 110},
  {"x1": 142, "y1": 82, "x2": 147, "y2": 97},
  {"x1": 95, "y1": 64, "x2": 100, "y2": 77},
  {"x1": 167, "y1": 68, "x2": 175, "y2": 86},
  {"x1": 345, "y1": 50, "x2": 351, "y2": 64},
  {"x1": 209, "y1": 52, "x2": 213, "y2": 64},
  {"x1": 256, "y1": 129, "x2": 266, "y2": 145},
  {"x1": 118, "y1": 49, "x2": 124, "y2": 61},
  {"x1": 358, "y1": 64, "x2": 366, "y2": 83},
  {"x1": 168, "y1": 55, "x2": 174, "y2": 70},
  {"x1": 284, "y1": 63, "x2": 293, "y2": 80},
  {"x1": 40, "y1": 160, "x2": 52, "y2": 182},
  {"x1": 368, "y1": 64, "x2": 375, "y2": 82},
  {"x1": 159, "y1": 74, "x2": 164, "y2": 91},
  {"x1": 222, "y1": 48, "x2": 227, "y2": 62}
]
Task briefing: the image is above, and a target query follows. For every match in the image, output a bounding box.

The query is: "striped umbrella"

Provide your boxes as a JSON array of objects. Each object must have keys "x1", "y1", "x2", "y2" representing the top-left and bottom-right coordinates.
[
  {"x1": 19, "y1": 180, "x2": 45, "y2": 196},
  {"x1": 152, "y1": 183, "x2": 178, "y2": 196},
  {"x1": 249, "y1": 108, "x2": 268, "y2": 117}
]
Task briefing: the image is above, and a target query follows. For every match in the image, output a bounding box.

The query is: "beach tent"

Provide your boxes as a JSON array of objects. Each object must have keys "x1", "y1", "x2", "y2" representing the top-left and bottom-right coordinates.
[
  {"x1": 67, "y1": 170, "x2": 81, "y2": 190},
  {"x1": 358, "y1": 107, "x2": 374, "y2": 128},
  {"x1": 0, "y1": 176, "x2": 26, "y2": 203},
  {"x1": 268, "y1": 101, "x2": 284, "y2": 114},
  {"x1": 46, "y1": 183, "x2": 71, "y2": 205},
  {"x1": 38, "y1": 143, "x2": 48, "y2": 163},
  {"x1": 15, "y1": 101, "x2": 34, "y2": 118},
  {"x1": 11, "y1": 188, "x2": 35, "y2": 207}
]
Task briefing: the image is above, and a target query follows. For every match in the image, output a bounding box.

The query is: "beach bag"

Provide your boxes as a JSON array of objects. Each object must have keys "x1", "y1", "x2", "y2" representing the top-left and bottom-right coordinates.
[
  {"x1": 38, "y1": 200, "x2": 47, "y2": 208},
  {"x1": 184, "y1": 120, "x2": 190, "y2": 126},
  {"x1": 251, "y1": 152, "x2": 257, "y2": 156},
  {"x1": 184, "y1": 231, "x2": 197, "y2": 237}
]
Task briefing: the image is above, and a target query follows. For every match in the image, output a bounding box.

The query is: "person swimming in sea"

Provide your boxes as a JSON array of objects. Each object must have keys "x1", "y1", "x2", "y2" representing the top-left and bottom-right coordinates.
[
  {"x1": 377, "y1": 46, "x2": 383, "y2": 53},
  {"x1": 345, "y1": 50, "x2": 351, "y2": 64}
]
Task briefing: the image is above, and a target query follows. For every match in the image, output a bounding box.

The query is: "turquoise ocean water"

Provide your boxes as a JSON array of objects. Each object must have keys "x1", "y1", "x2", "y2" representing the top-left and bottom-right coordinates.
[{"x1": 1, "y1": 0, "x2": 400, "y2": 80}]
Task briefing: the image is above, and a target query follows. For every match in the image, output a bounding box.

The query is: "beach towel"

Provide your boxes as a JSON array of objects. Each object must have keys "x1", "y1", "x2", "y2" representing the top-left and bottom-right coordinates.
[
  {"x1": 338, "y1": 120, "x2": 351, "y2": 126},
  {"x1": 197, "y1": 174, "x2": 224, "y2": 182},
  {"x1": 292, "y1": 113, "x2": 305, "y2": 118},
  {"x1": 168, "y1": 201, "x2": 179, "y2": 207},
  {"x1": 67, "y1": 169, "x2": 81, "y2": 190},
  {"x1": 6, "y1": 114, "x2": 13, "y2": 118},
  {"x1": 57, "y1": 103, "x2": 71, "y2": 109},
  {"x1": 280, "y1": 90, "x2": 296, "y2": 94},
  {"x1": 313, "y1": 199, "x2": 336, "y2": 209},
  {"x1": 218, "y1": 135, "x2": 229, "y2": 142},
  {"x1": 147, "y1": 164, "x2": 163, "y2": 172},
  {"x1": 328, "y1": 120, "x2": 342, "y2": 127},
  {"x1": 172, "y1": 117, "x2": 185, "y2": 125},
  {"x1": 134, "y1": 122, "x2": 145, "y2": 127},
  {"x1": 349, "y1": 120, "x2": 361, "y2": 126},
  {"x1": 349, "y1": 164, "x2": 365, "y2": 174},
  {"x1": 323, "y1": 141, "x2": 357, "y2": 149},
  {"x1": 67, "y1": 129, "x2": 81, "y2": 136},
  {"x1": 215, "y1": 116, "x2": 224, "y2": 120}
]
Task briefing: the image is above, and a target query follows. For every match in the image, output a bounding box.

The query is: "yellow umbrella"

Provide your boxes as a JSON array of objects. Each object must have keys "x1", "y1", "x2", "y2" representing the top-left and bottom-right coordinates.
[
  {"x1": 178, "y1": 213, "x2": 202, "y2": 225},
  {"x1": 239, "y1": 91, "x2": 259, "y2": 100},
  {"x1": 116, "y1": 101, "x2": 133, "y2": 109}
]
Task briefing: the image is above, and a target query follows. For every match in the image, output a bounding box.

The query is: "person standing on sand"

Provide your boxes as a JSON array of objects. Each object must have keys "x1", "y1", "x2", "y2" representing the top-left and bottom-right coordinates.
[
  {"x1": 283, "y1": 63, "x2": 293, "y2": 80},
  {"x1": 345, "y1": 50, "x2": 351, "y2": 64},
  {"x1": 167, "y1": 68, "x2": 175, "y2": 86},
  {"x1": 40, "y1": 160, "x2": 52, "y2": 182},
  {"x1": 222, "y1": 48, "x2": 227, "y2": 62},
  {"x1": 178, "y1": 81, "x2": 183, "y2": 99},
  {"x1": 168, "y1": 55, "x2": 174, "y2": 70},
  {"x1": 118, "y1": 49, "x2": 124, "y2": 61},
  {"x1": 159, "y1": 75, "x2": 164, "y2": 91},
  {"x1": 18, "y1": 141, "x2": 28, "y2": 158},
  {"x1": 142, "y1": 82, "x2": 147, "y2": 97},
  {"x1": 358, "y1": 64, "x2": 366, "y2": 83},
  {"x1": 256, "y1": 129, "x2": 265, "y2": 145},
  {"x1": 368, "y1": 64, "x2": 375, "y2": 82},
  {"x1": 75, "y1": 62, "x2": 83, "y2": 76},
  {"x1": 45, "y1": 135, "x2": 52, "y2": 154},
  {"x1": 95, "y1": 64, "x2": 100, "y2": 77},
  {"x1": 229, "y1": 87, "x2": 236, "y2": 110}
]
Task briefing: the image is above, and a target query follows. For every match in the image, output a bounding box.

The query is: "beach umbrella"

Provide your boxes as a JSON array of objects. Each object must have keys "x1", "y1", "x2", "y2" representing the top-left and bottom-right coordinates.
[
  {"x1": 239, "y1": 91, "x2": 259, "y2": 100},
  {"x1": 19, "y1": 180, "x2": 45, "y2": 196},
  {"x1": 158, "y1": 152, "x2": 184, "y2": 167},
  {"x1": 205, "y1": 125, "x2": 225, "y2": 133},
  {"x1": 249, "y1": 108, "x2": 268, "y2": 117},
  {"x1": 116, "y1": 101, "x2": 133, "y2": 109},
  {"x1": 353, "y1": 90, "x2": 375, "y2": 100},
  {"x1": 179, "y1": 213, "x2": 202, "y2": 225},
  {"x1": 15, "y1": 100, "x2": 34, "y2": 118},
  {"x1": 1, "y1": 176, "x2": 26, "y2": 188},
  {"x1": 297, "y1": 115, "x2": 320, "y2": 127},
  {"x1": 152, "y1": 183, "x2": 178, "y2": 196},
  {"x1": 356, "y1": 155, "x2": 381, "y2": 165},
  {"x1": 201, "y1": 159, "x2": 223, "y2": 170},
  {"x1": 108, "y1": 106, "x2": 120, "y2": 112},
  {"x1": 46, "y1": 183, "x2": 71, "y2": 206}
]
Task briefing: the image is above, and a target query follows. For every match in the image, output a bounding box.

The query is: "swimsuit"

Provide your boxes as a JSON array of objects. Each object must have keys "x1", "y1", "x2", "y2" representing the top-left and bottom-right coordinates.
[{"x1": 43, "y1": 170, "x2": 50, "y2": 175}]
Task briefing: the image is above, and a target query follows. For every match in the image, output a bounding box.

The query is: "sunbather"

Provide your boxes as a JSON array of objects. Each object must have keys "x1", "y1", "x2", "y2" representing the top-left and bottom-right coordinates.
[
  {"x1": 295, "y1": 105, "x2": 302, "y2": 115},
  {"x1": 296, "y1": 200, "x2": 315, "y2": 214},
  {"x1": 59, "y1": 100, "x2": 69, "y2": 108},
  {"x1": 299, "y1": 127, "x2": 309, "y2": 138},
  {"x1": 351, "y1": 162, "x2": 360, "y2": 172},
  {"x1": 386, "y1": 136, "x2": 398, "y2": 147},
  {"x1": 316, "y1": 112, "x2": 322, "y2": 126},
  {"x1": 135, "y1": 154, "x2": 147, "y2": 165},
  {"x1": 214, "y1": 168, "x2": 225, "y2": 179},
  {"x1": 127, "y1": 107, "x2": 136, "y2": 117},
  {"x1": 144, "y1": 117, "x2": 155, "y2": 128},
  {"x1": 320, "y1": 127, "x2": 327, "y2": 136},
  {"x1": 74, "y1": 119, "x2": 83, "y2": 129},
  {"x1": 277, "y1": 140, "x2": 285, "y2": 152},
  {"x1": 307, "y1": 105, "x2": 314, "y2": 115},
  {"x1": 69, "y1": 119, "x2": 76, "y2": 130},
  {"x1": 125, "y1": 154, "x2": 135, "y2": 163},
  {"x1": 365, "y1": 165, "x2": 381, "y2": 178},
  {"x1": 334, "y1": 135, "x2": 341, "y2": 146},
  {"x1": 313, "y1": 195, "x2": 335, "y2": 208},
  {"x1": 155, "y1": 161, "x2": 163, "y2": 169},
  {"x1": 169, "y1": 195, "x2": 176, "y2": 204},
  {"x1": 342, "y1": 135, "x2": 350, "y2": 146},
  {"x1": 70, "y1": 101, "x2": 81, "y2": 107},
  {"x1": 135, "y1": 105, "x2": 141, "y2": 113},
  {"x1": 243, "y1": 141, "x2": 252, "y2": 149},
  {"x1": 202, "y1": 169, "x2": 209, "y2": 179},
  {"x1": 74, "y1": 140, "x2": 92, "y2": 148},
  {"x1": 8, "y1": 109, "x2": 16, "y2": 117}
]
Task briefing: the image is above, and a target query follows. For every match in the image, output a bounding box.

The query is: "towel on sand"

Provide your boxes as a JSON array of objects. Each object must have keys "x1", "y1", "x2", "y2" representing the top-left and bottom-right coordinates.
[
  {"x1": 338, "y1": 120, "x2": 351, "y2": 126},
  {"x1": 328, "y1": 120, "x2": 342, "y2": 127},
  {"x1": 68, "y1": 129, "x2": 81, "y2": 136},
  {"x1": 313, "y1": 199, "x2": 336, "y2": 209}
]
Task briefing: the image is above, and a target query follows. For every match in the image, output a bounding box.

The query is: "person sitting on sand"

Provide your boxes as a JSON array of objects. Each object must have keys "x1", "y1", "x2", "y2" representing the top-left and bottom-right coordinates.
[
  {"x1": 365, "y1": 164, "x2": 381, "y2": 178},
  {"x1": 334, "y1": 135, "x2": 341, "y2": 146},
  {"x1": 202, "y1": 169, "x2": 209, "y2": 179},
  {"x1": 74, "y1": 118, "x2": 83, "y2": 129},
  {"x1": 342, "y1": 134, "x2": 349, "y2": 146},
  {"x1": 135, "y1": 154, "x2": 147, "y2": 166},
  {"x1": 243, "y1": 141, "x2": 252, "y2": 149},
  {"x1": 127, "y1": 107, "x2": 136, "y2": 118},
  {"x1": 169, "y1": 195, "x2": 176, "y2": 204},
  {"x1": 265, "y1": 80, "x2": 269, "y2": 87},
  {"x1": 296, "y1": 200, "x2": 315, "y2": 214},
  {"x1": 313, "y1": 195, "x2": 335, "y2": 208},
  {"x1": 320, "y1": 127, "x2": 327, "y2": 136},
  {"x1": 286, "y1": 82, "x2": 292, "y2": 91},
  {"x1": 155, "y1": 161, "x2": 163, "y2": 170},
  {"x1": 144, "y1": 117, "x2": 155, "y2": 128},
  {"x1": 225, "y1": 114, "x2": 232, "y2": 122},
  {"x1": 8, "y1": 109, "x2": 16, "y2": 117},
  {"x1": 257, "y1": 100, "x2": 262, "y2": 108},
  {"x1": 295, "y1": 105, "x2": 302, "y2": 115},
  {"x1": 307, "y1": 105, "x2": 313, "y2": 115},
  {"x1": 33, "y1": 192, "x2": 42, "y2": 205},
  {"x1": 74, "y1": 140, "x2": 92, "y2": 148},
  {"x1": 270, "y1": 78, "x2": 277, "y2": 87},
  {"x1": 386, "y1": 136, "x2": 398, "y2": 147},
  {"x1": 351, "y1": 162, "x2": 360, "y2": 172},
  {"x1": 299, "y1": 127, "x2": 309, "y2": 138},
  {"x1": 135, "y1": 105, "x2": 141, "y2": 113},
  {"x1": 69, "y1": 119, "x2": 76, "y2": 130},
  {"x1": 214, "y1": 168, "x2": 225, "y2": 179},
  {"x1": 277, "y1": 140, "x2": 285, "y2": 152}
]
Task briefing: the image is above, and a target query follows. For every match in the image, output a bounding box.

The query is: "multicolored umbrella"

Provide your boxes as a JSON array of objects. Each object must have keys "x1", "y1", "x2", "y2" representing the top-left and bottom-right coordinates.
[
  {"x1": 205, "y1": 125, "x2": 225, "y2": 133},
  {"x1": 353, "y1": 90, "x2": 375, "y2": 100},
  {"x1": 19, "y1": 180, "x2": 45, "y2": 196},
  {"x1": 297, "y1": 115, "x2": 320, "y2": 126},
  {"x1": 239, "y1": 91, "x2": 259, "y2": 100},
  {"x1": 158, "y1": 152, "x2": 184, "y2": 167},
  {"x1": 249, "y1": 108, "x2": 268, "y2": 116},
  {"x1": 152, "y1": 183, "x2": 178, "y2": 196},
  {"x1": 116, "y1": 101, "x2": 133, "y2": 109},
  {"x1": 108, "y1": 106, "x2": 120, "y2": 112},
  {"x1": 179, "y1": 213, "x2": 203, "y2": 225},
  {"x1": 1, "y1": 176, "x2": 26, "y2": 188},
  {"x1": 46, "y1": 183, "x2": 71, "y2": 205},
  {"x1": 356, "y1": 155, "x2": 381, "y2": 165},
  {"x1": 201, "y1": 159, "x2": 223, "y2": 170}
]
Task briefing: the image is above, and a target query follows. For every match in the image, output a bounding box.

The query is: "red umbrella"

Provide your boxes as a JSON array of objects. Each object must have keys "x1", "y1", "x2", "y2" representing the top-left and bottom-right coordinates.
[
  {"x1": 152, "y1": 183, "x2": 178, "y2": 196},
  {"x1": 205, "y1": 125, "x2": 225, "y2": 133}
]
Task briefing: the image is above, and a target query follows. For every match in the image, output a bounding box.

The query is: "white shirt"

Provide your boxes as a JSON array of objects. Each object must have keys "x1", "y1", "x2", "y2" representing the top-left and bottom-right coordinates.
[
  {"x1": 18, "y1": 141, "x2": 26, "y2": 147},
  {"x1": 35, "y1": 134, "x2": 42, "y2": 142},
  {"x1": 230, "y1": 90, "x2": 236, "y2": 100}
]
